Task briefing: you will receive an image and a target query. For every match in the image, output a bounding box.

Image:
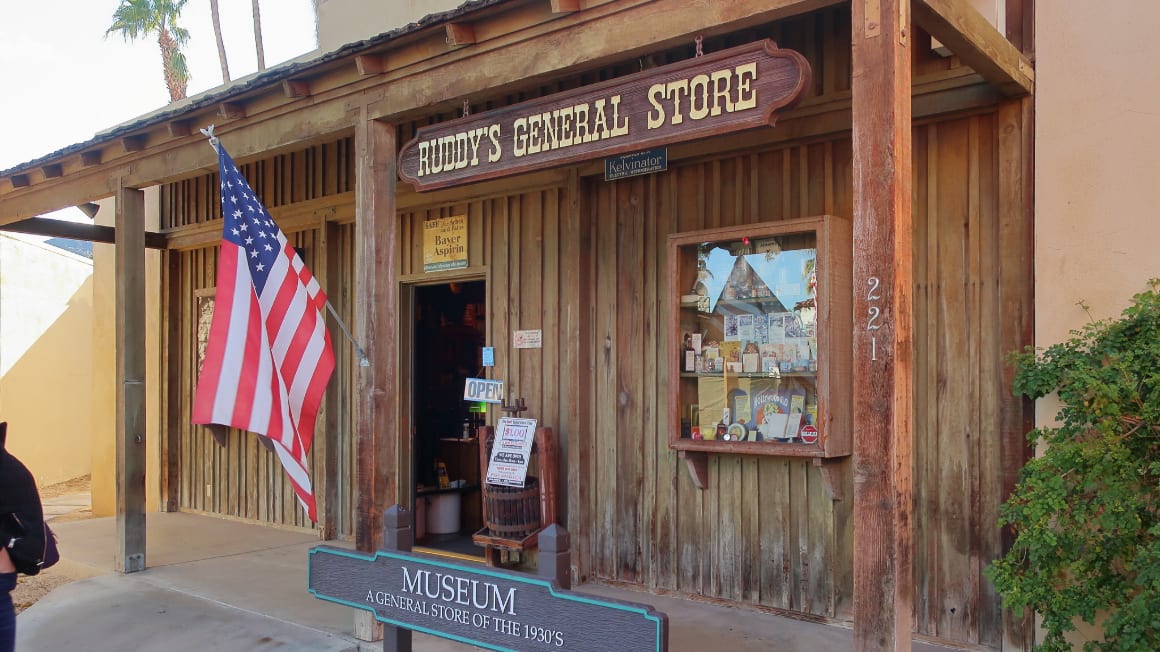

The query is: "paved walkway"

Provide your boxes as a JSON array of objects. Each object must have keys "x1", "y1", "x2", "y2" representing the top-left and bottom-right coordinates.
[{"x1": 18, "y1": 501, "x2": 965, "y2": 652}]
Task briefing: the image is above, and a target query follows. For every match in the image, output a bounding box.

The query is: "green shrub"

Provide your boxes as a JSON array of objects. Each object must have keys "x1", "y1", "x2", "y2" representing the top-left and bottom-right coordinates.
[{"x1": 987, "y1": 280, "x2": 1160, "y2": 652}]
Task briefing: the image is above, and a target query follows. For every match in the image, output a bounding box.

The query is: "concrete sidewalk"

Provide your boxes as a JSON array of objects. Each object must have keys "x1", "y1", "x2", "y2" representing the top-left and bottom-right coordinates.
[{"x1": 18, "y1": 511, "x2": 962, "y2": 652}]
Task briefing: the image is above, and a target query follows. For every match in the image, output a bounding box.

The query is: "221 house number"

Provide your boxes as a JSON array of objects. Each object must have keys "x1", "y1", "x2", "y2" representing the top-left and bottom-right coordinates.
[{"x1": 866, "y1": 276, "x2": 883, "y2": 361}]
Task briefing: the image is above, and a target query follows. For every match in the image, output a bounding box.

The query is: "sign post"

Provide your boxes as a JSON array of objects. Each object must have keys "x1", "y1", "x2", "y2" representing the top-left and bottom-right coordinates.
[{"x1": 310, "y1": 506, "x2": 668, "y2": 652}]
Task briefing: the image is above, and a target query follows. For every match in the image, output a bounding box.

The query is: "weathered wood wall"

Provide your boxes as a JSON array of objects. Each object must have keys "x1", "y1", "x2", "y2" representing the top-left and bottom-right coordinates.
[
  {"x1": 912, "y1": 110, "x2": 1026, "y2": 648},
  {"x1": 572, "y1": 108, "x2": 1024, "y2": 641},
  {"x1": 581, "y1": 141, "x2": 855, "y2": 619}
]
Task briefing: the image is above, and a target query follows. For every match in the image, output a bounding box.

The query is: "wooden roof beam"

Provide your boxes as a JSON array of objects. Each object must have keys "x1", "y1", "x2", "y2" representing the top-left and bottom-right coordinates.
[
  {"x1": 354, "y1": 53, "x2": 386, "y2": 75},
  {"x1": 122, "y1": 135, "x2": 147, "y2": 152},
  {"x1": 912, "y1": 0, "x2": 1034, "y2": 96},
  {"x1": 445, "y1": 23, "x2": 476, "y2": 47},
  {"x1": 0, "y1": 216, "x2": 167, "y2": 249},
  {"x1": 168, "y1": 120, "x2": 192, "y2": 137},
  {"x1": 283, "y1": 79, "x2": 312, "y2": 98},
  {"x1": 219, "y1": 102, "x2": 246, "y2": 119},
  {"x1": 550, "y1": 0, "x2": 581, "y2": 12}
]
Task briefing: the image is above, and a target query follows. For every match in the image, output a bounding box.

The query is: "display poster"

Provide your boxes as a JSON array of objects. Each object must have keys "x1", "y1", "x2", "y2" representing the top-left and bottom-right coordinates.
[
  {"x1": 485, "y1": 417, "x2": 538, "y2": 487},
  {"x1": 423, "y1": 215, "x2": 468, "y2": 272}
]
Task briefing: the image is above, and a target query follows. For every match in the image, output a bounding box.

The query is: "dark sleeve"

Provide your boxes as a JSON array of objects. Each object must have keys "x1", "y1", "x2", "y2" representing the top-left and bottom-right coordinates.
[{"x1": 0, "y1": 454, "x2": 46, "y2": 570}]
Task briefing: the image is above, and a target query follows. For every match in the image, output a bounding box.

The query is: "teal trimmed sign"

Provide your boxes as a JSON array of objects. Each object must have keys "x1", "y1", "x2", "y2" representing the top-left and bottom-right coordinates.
[{"x1": 309, "y1": 546, "x2": 667, "y2": 652}]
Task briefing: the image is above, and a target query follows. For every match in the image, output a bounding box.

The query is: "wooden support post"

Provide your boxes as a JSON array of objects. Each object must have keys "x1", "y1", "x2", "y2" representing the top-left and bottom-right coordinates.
[
  {"x1": 381, "y1": 506, "x2": 414, "y2": 652},
  {"x1": 996, "y1": 96, "x2": 1035, "y2": 650},
  {"x1": 851, "y1": 0, "x2": 914, "y2": 650},
  {"x1": 317, "y1": 219, "x2": 341, "y2": 541},
  {"x1": 354, "y1": 112, "x2": 398, "y2": 643},
  {"x1": 115, "y1": 183, "x2": 147, "y2": 574}
]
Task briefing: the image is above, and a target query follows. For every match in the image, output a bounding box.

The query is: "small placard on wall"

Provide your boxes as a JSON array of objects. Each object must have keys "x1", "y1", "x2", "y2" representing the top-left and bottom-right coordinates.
[
  {"x1": 512, "y1": 329, "x2": 542, "y2": 349},
  {"x1": 422, "y1": 214, "x2": 468, "y2": 272},
  {"x1": 481, "y1": 346, "x2": 495, "y2": 367},
  {"x1": 605, "y1": 147, "x2": 667, "y2": 181}
]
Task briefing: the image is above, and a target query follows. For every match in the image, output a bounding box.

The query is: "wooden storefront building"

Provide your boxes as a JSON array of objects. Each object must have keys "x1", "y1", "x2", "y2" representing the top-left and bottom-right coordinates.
[{"x1": 0, "y1": 0, "x2": 1035, "y2": 649}]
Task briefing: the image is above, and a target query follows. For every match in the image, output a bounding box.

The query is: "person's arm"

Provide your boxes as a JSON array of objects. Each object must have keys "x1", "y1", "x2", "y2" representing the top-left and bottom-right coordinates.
[{"x1": 0, "y1": 547, "x2": 15, "y2": 574}]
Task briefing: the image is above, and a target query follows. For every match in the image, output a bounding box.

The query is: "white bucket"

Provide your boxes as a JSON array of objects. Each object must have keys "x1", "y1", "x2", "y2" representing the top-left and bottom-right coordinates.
[{"x1": 426, "y1": 493, "x2": 461, "y2": 535}]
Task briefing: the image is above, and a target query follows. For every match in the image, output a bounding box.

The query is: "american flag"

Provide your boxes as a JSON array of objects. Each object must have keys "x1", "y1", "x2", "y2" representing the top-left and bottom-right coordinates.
[{"x1": 192, "y1": 144, "x2": 335, "y2": 522}]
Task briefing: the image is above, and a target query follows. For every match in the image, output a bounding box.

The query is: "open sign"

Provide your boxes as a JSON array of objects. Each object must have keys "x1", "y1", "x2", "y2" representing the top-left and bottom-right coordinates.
[{"x1": 464, "y1": 378, "x2": 504, "y2": 404}]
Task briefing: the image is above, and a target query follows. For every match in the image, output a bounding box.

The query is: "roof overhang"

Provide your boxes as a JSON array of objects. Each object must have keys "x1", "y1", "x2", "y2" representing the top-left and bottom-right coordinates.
[{"x1": 0, "y1": 0, "x2": 1031, "y2": 235}]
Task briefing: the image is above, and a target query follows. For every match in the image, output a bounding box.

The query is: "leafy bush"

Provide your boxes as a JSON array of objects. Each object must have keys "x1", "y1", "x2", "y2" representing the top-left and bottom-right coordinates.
[{"x1": 987, "y1": 280, "x2": 1160, "y2": 651}]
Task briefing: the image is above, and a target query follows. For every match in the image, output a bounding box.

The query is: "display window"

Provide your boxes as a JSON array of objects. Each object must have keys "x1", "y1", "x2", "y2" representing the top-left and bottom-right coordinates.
[{"x1": 668, "y1": 215, "x2": 851, "y2": 458}]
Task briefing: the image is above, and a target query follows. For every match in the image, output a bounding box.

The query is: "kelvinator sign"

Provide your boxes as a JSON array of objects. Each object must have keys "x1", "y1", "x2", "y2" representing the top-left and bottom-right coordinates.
[
  {"x1": 398, "y1": 39, "x2": 811, "y2": 191},
  {"x1": 309, "y1": 546, "x2": 667, "y2": 651}
]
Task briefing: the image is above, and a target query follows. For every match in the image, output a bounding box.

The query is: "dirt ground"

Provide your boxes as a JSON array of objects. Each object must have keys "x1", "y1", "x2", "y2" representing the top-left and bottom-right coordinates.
[{"x1": 12, "y1": 475, "x2": 95, "y2": 614}]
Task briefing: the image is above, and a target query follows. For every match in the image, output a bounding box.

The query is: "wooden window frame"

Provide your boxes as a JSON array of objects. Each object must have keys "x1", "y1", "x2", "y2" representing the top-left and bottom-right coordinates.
[{"x1": 667, "y1": 215, "x2": 852, "y2": 459}]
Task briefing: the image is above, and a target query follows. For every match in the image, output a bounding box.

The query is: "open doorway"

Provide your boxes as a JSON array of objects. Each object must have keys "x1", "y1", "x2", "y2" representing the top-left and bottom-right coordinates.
[{"x1": 412, "y1": 280, "x2": 487, "y2": 558}]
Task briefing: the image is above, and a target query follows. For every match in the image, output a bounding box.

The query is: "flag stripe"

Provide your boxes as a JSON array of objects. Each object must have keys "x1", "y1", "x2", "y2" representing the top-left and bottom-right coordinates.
[{"x1": 192, "y1": 144, "x2": 335, "y2": 523}]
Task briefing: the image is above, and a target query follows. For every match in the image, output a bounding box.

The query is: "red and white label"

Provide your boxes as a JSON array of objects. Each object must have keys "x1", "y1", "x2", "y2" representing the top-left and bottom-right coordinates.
[{"x1": 800, "y1": 425, "x2": 819, "y2": 444}]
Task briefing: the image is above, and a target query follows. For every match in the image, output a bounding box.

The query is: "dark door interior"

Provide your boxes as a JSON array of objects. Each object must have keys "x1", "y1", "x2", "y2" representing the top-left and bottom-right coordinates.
[{"x1": 412, "y1": 280, "x2": 486, "y2": 557}]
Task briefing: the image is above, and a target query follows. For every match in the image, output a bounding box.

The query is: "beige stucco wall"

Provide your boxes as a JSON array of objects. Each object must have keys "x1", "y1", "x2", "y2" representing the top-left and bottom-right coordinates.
[
  {"x1": 1035, "y1": 4, "x2": 1160, "y2": 648},
  {"x1": 0, "y1": 233, "x2": 93, "y2": 486},
  {"x1": 1036, "y1": 6, "x2": 1160, "y2": 367},
  {"x1": 90, "y1": 193, "x2": 163, "y2": 517},
  {"x1": 315, "y1": 0, "x2": 465, "y2": 52}
]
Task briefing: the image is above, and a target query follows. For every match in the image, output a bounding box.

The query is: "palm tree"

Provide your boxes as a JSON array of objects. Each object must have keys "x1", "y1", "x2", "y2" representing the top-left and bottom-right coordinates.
[
  {"x1": 209, "y1": 0, "x2": 230, "y2": 83},
  {"x1": 107, "y1": 0, "x2": 192, "y2": 102},
  {"x1": 251, "y1": 0, "x2": 266, "y2": 71}
]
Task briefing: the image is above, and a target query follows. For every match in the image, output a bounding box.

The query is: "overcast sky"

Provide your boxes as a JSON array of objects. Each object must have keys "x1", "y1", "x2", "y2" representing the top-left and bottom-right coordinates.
[{"x1": 0, "y1": 0, "x2": 316, "y2": 219}]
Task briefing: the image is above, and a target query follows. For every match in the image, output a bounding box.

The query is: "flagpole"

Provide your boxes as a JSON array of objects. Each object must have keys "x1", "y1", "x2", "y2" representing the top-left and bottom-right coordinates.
[
  {"x1": 325, "y1": 301, "x2": 371, "y2": 367},
  {"x1": 201, "y1": 125, "x2": 370, "y2": 368}
]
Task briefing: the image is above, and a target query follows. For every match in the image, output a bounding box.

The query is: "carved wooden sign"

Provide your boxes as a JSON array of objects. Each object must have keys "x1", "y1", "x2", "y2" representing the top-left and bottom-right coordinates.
[
  {"x1": 398, "y1": 39, "x2": 811, "y2": 191},
  {"x1": 309, "y1": 546, "x2": 668, "y2": 651}
]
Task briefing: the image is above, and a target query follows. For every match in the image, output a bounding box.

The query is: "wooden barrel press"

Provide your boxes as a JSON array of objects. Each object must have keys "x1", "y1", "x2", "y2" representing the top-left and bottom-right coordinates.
[{"x1": 473, "y1": 425, "x2": 558, "y2": 565}]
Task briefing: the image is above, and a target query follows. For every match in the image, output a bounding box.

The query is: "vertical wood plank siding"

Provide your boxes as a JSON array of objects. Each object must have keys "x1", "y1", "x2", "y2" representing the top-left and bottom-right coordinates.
[
  {"x1": 578, "y1": 111, "x2": 1015, "y2": 638},
  {"x1": 584, "y1": 144, "x2": 854, "y2": 618},
  {"x1": 912, "y1": 114, "x2": 1011, "y2": 647}
]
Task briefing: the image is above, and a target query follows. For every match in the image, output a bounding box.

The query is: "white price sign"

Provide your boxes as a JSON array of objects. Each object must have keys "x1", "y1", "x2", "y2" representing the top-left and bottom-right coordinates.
[{"x1": 485, "y1": 417, "x2": 538, "y2": 487}]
